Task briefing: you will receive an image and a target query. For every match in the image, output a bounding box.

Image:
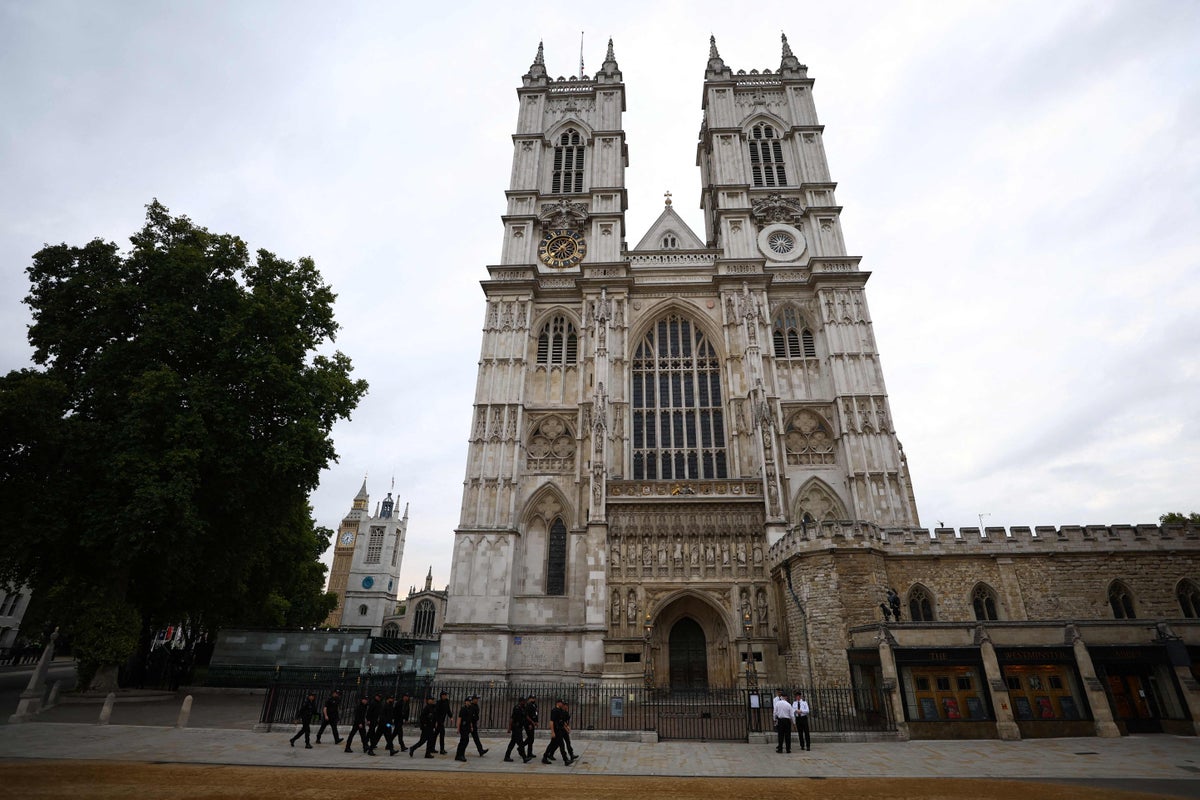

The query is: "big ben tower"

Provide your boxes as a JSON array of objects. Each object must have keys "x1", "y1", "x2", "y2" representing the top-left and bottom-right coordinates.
[{"x1": 439, "y1": 36, "x2": 918, "y2": 686}]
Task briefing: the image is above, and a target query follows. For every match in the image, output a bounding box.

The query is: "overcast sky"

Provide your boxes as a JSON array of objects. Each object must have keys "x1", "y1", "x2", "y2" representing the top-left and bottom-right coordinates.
[{"x1": 2, "y1": 1, "x2": 1197, "y2": 598}]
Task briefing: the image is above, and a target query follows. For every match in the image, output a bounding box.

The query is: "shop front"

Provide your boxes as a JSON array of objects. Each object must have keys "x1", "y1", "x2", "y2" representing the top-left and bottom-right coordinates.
[
  {"x1": 893, "y1": 647, "x2": 994, "y2": 739},
  {"x1": 995, "y1": 647, "x2": 1092, "y2": 738},
  {"x1": 1090, "y1": 645, "x2": 1193, "y2": 735}
]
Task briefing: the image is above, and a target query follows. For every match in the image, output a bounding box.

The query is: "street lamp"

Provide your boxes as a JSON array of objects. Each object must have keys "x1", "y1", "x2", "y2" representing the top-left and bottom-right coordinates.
[
  {"x1": 742, "y1": 611, "x2": 758, "y2": 689},
  {"x1": 643, "y1": 613, "x2": 654, "y2": 689}
]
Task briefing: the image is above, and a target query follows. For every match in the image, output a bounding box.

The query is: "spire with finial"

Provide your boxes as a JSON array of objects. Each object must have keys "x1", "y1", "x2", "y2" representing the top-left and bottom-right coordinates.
[
  {"x1": 705, "y1": 34, "x2": 729, "y2": 80},
  {"x1": 664, "y1": 190, "x2": 673, "y2": 207},
  {"x1": 597, "y1": 35, "x2": 622, "y2": 82},
  {"x1": 425, "y1": 566, "x2": 433, "y2": 592},
  {"x1": 352, "y1": 475, "x2": 369, "y2": 511},
  {"x1": 524, "y1": 40, "x2": 547, "y2": 85},
  {"x1": 779, "y1": 31, "x2": 804, "y2": 74}
]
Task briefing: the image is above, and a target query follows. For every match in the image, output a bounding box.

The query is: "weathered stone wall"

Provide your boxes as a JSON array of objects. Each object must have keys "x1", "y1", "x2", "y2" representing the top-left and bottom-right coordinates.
[{"x1": 770, "y1": 522, "x2": 1200, "y2": 686}]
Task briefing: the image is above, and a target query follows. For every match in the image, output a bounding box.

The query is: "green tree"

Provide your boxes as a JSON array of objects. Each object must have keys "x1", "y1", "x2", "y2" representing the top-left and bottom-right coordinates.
[
  {"x1": 1160, "y1": 512, "x2": 1200, "y2": 525},
  {"x1": 0, "y1": 201, "x2": 365, "y2": 689}
]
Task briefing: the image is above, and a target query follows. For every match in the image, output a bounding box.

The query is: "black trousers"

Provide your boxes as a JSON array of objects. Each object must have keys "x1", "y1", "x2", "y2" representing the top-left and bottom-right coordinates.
[
  {"x1": 409, "y1": 726, "x2": 437, "y2": 755},
  {"x1": 315, "y1": 717, "x2": 340, "y2": 743},
  {"x1": 561, "y1": 731, "x2": 575, "y2": 758},
  {"x1": 542, "y1": 729, "x2": 564, "y2": 760},
  {"x1": 796, "y1": 716, "x2": 811, "y2": 750},
  {"x1": 523, "y1": 724, "x2": 536, "y2": 753},
  {"x1": 454, "y1": 726, "x2": 472, "y2": 759},
  {"x1": 290, "y1": 719, "x2": 311, "y2": 746},
  {"x1": 505, "y1": 727, "x2": 527, "y2": 759},
  {"x1": 775, "y1": 718, "x2": 793, "y2": 752},
  {"x1": 345, "y1": 722, "x2": 370, "y2": 752},
  {"x1": 436, "y1": 721, "x2": 447, "y2": 753}
]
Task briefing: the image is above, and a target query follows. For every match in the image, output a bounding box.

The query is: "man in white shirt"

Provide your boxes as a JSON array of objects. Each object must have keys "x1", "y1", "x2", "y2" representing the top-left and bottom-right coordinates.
[
  {"x1": 792, "y1": 690, "x2": 811, "y2": 751},
  {"x1": 772, "y1": 689, "x2": 795, "y2": 753}
]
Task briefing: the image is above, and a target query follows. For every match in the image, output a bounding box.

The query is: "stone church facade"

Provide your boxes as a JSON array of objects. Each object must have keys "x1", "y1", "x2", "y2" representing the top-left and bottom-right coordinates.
[{"x1": 439, "y1": 36, "x2": 1200, "y2": 739}]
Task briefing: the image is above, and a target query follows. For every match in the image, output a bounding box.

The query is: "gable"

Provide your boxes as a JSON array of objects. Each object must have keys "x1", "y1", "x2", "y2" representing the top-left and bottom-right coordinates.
[{"x1": 632, "y1": 204, "x2": 706, "y2": 251}]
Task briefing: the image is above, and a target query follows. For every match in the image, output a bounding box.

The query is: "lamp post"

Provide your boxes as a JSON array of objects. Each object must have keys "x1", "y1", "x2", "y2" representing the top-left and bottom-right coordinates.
[
  {"x1": 643, "y1": 613, "x2": 654, "y2": 690},
  {"x1": 742, "y1": 611, "x2": 758, "y2": 689}
]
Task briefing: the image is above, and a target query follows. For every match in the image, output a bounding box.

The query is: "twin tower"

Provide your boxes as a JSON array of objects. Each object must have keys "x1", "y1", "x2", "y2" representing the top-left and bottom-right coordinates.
[{"x1": 439, "y1": 36, "x2": 917, "y2": 686}]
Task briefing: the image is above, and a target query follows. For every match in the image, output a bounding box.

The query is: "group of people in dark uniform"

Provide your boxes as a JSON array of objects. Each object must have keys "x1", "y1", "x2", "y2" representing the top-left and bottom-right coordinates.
[{"x1": 289, "y1": 689, "x2": 578, "y2": 766}]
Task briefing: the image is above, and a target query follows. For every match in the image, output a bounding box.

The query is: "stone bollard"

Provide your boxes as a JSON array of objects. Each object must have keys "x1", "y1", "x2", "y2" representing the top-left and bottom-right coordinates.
[
  {"x1": 46, "y1": 680, "x2": 62, "y2": 709},
  {"x1": 176, "y1": 695, "x2": 193, "y2": 729},
  {"x1": 98, "y1": 692, "x2": 116, "y2": 725}
]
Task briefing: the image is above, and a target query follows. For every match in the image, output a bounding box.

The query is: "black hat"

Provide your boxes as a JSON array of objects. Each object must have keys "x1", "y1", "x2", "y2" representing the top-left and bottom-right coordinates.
[
  {"x1": 469, "y1": 694, "x2": 480, "y2": 700},
  {"x1": 440, "y1": 691, "x2": 448, "y2": 696}
]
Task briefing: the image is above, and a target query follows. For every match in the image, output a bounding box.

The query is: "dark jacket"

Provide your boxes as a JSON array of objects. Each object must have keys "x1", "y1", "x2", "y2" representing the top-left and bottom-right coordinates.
[
  {"x1": 352, "y1": 700, "x2": 369, "y2": 725},
  {"x1": 398, "y1": 698, "x2": 410, "y2": 722},
  {"x1": 323, "y1": 695, "x2": 341, "y2": 721},
  {"x1": 509, "y1": 702, "x2": 528, "y2": 731},
  {"x1": 548, "y1": 706, "x2": 564, "y2": 734},
  {"x1": 525, "y1": 700, "x2": 539, "y2": 729},
  {"x1": 418, "y1": 702, "x2": 438, "y2": 730},
  {"x1": 381, "y1": 700, "x2": 396, "y2": 725},
  {"x1": 297, "y1": 697, "x2": 316, "y2": 722},
  {"x1": 435, "y1": 697, "x2": 453, "y2": 725},
  {"x1": 458, "y1": 702, "x2": 474, "y2": 731},
  {"x1": 367, "y1": 697, "x2": 383, "y2": 724}
]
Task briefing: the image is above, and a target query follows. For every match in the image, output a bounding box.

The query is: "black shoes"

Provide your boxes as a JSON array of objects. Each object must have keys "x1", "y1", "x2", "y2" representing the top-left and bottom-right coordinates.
[
  {"x1": 305, "y1": 744, "x2": 313, "y2": 749},
  {"x1": 503, "y1": 757, "x2": 514, "y2": 762},
  {"x1": 408, "y1": 747, "x2": 415, "y2": 757},
  {"x1": 479, "y1": 749, "x2": 488, "y2": 756},
  {"x1": 425, "y1": 753, "x2": 435, "y2": 759},
  {"x1": 522, "y1": 755, "x2": 534, "y2": 763},
  {"x1": 454, "y1": 756, "x2": 467, "y2": 762},
  {"x1": 542, "y1": 757, "x2": 552, "y2": 764},
  {"x1": 440, "y1": 750, "x2": 447, "y2": 755}
]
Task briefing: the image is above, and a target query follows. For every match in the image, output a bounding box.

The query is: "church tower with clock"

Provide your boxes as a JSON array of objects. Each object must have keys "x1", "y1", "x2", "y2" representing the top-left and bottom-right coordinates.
[
  {"x1": 324, "y1": 478, "x2": 407, "y2": 634},
  {"x1": 439, "y1": 35, "x2": 919, "y2": 686}
]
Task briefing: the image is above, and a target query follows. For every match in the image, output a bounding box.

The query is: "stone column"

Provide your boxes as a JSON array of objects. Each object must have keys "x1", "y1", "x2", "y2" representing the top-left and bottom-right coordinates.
[
  {"x1": 976, "y1": 625, "x2": 1020, "y2": 740},
  {"x1": 1068, "y1": 624, "x2": 1120, "y2": 737},
  {"x1": 876, "y1": 625, "x2": 909, "y2": 740}
]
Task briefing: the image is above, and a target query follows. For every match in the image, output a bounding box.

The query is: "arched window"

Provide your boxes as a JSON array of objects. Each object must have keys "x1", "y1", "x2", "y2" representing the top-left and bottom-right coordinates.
[
  {"x1": 972, "y1": 584, "x2": 1000, "y2": 621},
  {"x1": 908, "y1": 585, "x2": 935, "y2": 622},
  {"x1": 382, "y1": 622, "x2": 400, "y2": 639},
  {"x1": 357, "y1": 604, "x2": 369, "y2": 617},
  {"x1": 748, "y1": 123, "x2": 787, "y2": 188},
  {"x1": 772, "y1": 307, "x2": 815, "y2": 359},
  {"x1": 536, "y1": 315, "x2": 578, "y2": 366},
  {"x1": 662, "y1": 234, "x2": 678, "y2": 249},
  {"x1": 631, "y1": 314, "x2": 727, "y2": 480},
  {"x1": 1108, "y1": 581, "x2": 1136, "y2": 619},
  {"x1": 413, "y1": 599, "x2": 436, "y2": 637},
  {"x1": 551, "y1": 128, "x2": 585, "y2": 193},
  {"x1": 546, "y1": 517, "x2": 567, "y2": 595},
  {"x1": 1178, "y1": 580, "x2": 1200, "y2": 618}
]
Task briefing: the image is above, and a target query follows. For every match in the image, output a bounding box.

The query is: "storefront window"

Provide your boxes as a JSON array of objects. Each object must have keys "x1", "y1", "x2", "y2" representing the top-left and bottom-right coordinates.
[
  {"x1": 902, "y1": 665, "x2": 990, "y2": 721},
  {"x1": 1002, "y1": 664, "x2": 1086, "y2": 720}
]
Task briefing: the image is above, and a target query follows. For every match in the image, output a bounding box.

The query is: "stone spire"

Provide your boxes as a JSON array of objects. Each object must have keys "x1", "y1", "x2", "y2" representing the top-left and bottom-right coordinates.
[
  {"x1": 597, "y1": 36, "x2": 622, "y2": 83},
  {"x1": 524, "y1": 40, "x2": 548, "y2": 85},
  {"x1": 352, "y1": 476, "x2": 369, "y2": 511},
  {"x1": 779, "y1": 31, "x2": 805, "y2": 75},
  {"x1": 705, "y1": 34, "x2": 730, "y2": 80},
  {"x1": 425, "y1": 566, "x2": 433, "y2": 591}
]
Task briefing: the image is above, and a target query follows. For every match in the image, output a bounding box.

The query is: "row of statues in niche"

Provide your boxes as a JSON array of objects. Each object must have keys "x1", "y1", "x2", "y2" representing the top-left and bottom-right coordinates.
[
  {"x1": 609, "y1": 538, "x2": 765, "y2": 571},
  {"x1": 608, "y1": 586, "x2": 770, "y2": 628}
]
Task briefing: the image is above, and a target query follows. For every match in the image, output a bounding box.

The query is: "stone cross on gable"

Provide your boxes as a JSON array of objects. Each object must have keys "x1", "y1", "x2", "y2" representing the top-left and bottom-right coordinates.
[{"x1": 664, "y1": 190, "x2": 672, "y2": 206}]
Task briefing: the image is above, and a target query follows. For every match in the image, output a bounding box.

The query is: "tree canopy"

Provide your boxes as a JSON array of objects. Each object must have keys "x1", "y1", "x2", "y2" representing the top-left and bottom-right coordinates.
[
  {"x1": 1160, "y1": 512, "x2": 1200, "y2": 525},
  {"x1": 0, "y1": 201, "x2": 367, "y2": 686}
]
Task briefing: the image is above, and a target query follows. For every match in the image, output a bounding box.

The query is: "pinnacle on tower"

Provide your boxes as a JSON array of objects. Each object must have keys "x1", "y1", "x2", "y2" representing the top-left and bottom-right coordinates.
[
  {"x1": 598, "y1": 36, "x2": 622, "y2": 82},
  {"x1": 705, "y1": 34, "x2": 730, "y2": 80},
  {"x1": 524, "y1": 40, "x2": 548, "y2": 84},
  {"x1": 779, "y1": 31, "x2": 805, "y2": 74},
  {"x1": 781, "y1": 31, "x2": 794, "y2": 59}
]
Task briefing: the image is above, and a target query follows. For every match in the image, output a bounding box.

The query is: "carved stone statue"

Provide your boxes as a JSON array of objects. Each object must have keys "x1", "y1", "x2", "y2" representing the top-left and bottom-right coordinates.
[
  {"x1": 737, "y1": 541, "x2": 747, "y2": 565},
  {"x1": 611, "y1": 544, "x2": 620, "y2": 567},
  {"x1": 721, "y1": 543, "x2": 731, "y2": 566},
  {"x1": 756, "y1": 589, "x2": 768, "y2": 625},
  {"x1": 753, "y1": 544, "x2": 763, "y2": 564},
  {"x1": 673, "y1": 539, "x2": 683, "y2": 566},
  {"x1": 657, "y1": 541, "x2": 667, "y2": 566},
  {"x1": 611, "y1": 590, "x2": 621, "y2": 623},
  {"x1": 690, "y1": 543, "x2": 700, "y2": 566},
  {"x1": 626, "y1": 589, "x2": 637, "y2": 623}
]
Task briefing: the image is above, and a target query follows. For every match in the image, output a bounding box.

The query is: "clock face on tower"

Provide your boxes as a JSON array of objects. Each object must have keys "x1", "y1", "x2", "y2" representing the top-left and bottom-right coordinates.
[
  {"x1": 341, "y1": 531, "x2": 355, "y2": 546},
  {"x1": 538, "y1": 228, "x2": 586, "y2": 269}
]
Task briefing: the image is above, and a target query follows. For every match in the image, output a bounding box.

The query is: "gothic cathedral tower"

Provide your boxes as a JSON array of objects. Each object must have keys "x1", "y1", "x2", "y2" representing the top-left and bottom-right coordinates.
[{"x1": 439, "y1": 36, "x2": 918, "y2": 686}]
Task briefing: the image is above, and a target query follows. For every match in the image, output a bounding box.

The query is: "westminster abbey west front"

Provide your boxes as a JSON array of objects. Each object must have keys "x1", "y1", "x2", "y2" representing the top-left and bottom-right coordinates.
[{"x1": 438, "y1": 36, "x2": 1200, "y2": 740}]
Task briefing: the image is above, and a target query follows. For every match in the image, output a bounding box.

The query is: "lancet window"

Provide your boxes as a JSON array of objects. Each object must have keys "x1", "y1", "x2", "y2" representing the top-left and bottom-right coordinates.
[
  {"x1": 413, "y1": 599, "x2": 436, "y2": 637},
  {"x1": 536, "y1": 315, "x2": 578, "y2": 366},
  {"x1": 551, "y1": 128, "x2": 585, "y2": 193},
  {"x1": 546, "y1": 517, "x2": 567, "y2": 595},
  {"x1": 748, "y1": 123, "x2": 787, "y2": 188},
  {"x1": 908, "y1": 585, "x2": 935, "y2": 622},
  {"x1": 772, "y1": 307, "x2": 816, "y2": 359},
  {"x1": 1108, "y1": 581, "x2": 1136, "y2": 619},
  {"x1": 972, "y1": 583, "x2": 1000, "y2": 621}
]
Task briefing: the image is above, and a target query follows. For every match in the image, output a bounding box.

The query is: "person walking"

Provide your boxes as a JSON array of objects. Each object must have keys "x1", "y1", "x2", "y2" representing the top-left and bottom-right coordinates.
[
  {"x1": 435, "y1": 690, "x2": 453, "y2": 755},
  {"x1": 523, "y1": 694, "x2": 540, "y2": 756},
  {"x1": 773, "y1": 689, "x2": 795, "y2": 753},
  {"x1": 315, "y1": 689, "x2": 342, "y2": 745},
  {"x1": 395, "y1": 692, "x2": 411, "y2": 752},
  {"x1": 289, "y1": 692, "x2": 317, "y2": 749},
  {"x1": 541, "y1": 699, "x2": 571, "y2": 765},
  {"x1": 344, "y1": 696, "x2": 371, "y2": 754},
  {"x1": 364, "y1": 692, "x2": 383, "y2": 756},
  {"x1": 559, "y1": 699, "x2": 577, "y2": 764},
  {"x1": 408, "y1": 696, "x2": 439, "y2": 758},
  {"x1": 453, "y1": 695, "x2": 474, "y2": 762},
  {"x1": 467, "y1": 695, "x2": 488, "y2": 756},
  {"x1": 374, "y1": 695, "x2": 399, "y2": 755},
  {"x1": 504, "y1": 696, "x2": 533, "y2": 762},
  {"x1": 793, "y1": 690, "x2": 811, "y2": 751}
]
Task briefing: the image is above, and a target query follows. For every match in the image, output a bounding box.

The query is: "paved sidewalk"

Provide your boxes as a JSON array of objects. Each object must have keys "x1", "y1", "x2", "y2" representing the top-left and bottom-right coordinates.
[{"x1": 3, "y1": 692, "x2": 1199, "y2": 797}]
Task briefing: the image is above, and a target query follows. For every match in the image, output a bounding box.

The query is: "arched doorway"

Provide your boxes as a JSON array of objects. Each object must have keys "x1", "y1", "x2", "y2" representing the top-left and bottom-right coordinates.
[{"x1": 668, "y1": 617, "x2": 708, "y2": 689}]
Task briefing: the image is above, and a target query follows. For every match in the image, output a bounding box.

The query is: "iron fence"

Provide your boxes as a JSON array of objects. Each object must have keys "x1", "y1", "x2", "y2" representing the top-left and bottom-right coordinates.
[{"x1": 260, "y1": 676, "x2": 894, "y2": 740}]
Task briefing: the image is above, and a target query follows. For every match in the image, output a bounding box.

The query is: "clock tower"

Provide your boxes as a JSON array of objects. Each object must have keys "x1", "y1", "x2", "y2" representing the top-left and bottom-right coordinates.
[{"x1": 324, "y1": 478, "x2": 407, "y2": 634}]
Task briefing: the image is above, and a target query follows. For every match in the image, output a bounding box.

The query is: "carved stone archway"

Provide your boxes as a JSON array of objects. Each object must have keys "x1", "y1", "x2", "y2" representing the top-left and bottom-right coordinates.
[{"x1": 647, "y1": 591, "x2": 735, "y2": 688}]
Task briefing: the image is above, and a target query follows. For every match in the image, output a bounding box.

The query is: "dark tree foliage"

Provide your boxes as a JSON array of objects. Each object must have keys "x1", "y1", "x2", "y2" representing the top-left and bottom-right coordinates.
[
  {"x1": 0, "y1": 201, "x2": 367, "y2": 686},
  {"x1": 1160, "y1": 512, "x2": 1200, "y2": 525}
]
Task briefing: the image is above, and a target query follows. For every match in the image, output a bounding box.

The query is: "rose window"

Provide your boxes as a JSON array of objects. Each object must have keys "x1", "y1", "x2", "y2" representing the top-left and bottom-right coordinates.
[{"x1": 768, "y1": 231, "x2": 795, "y2": 255}]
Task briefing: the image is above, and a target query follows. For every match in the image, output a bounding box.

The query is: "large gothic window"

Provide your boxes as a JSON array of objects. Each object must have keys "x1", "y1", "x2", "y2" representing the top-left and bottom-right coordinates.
[
  {"x1": 908, "y1": 585, "x2": 935, "y2": 622},
  {"x1": 772, "y1": 307, "x2": 815, "y2": 359},
  {"x1": 972, "y1": 583, "x2": 1000, "y2": 621},
  {"x1": 536, "y1": 315, "x2": 578, "y2": 365},
  {"x1": 551, "y1": 128, "x2": 585, "y2": 193},
  {"x1": 748, "y1": 123, "x2": 787, "y2": 188},
  {"x1": 1179, "y1": 580, "x2": 1200, "y2": 618},
  {"x1": 365, "y1": 526, "x2": 384, "y2": 564},
  {"x1": 546, "y1": 517, "x2": 567, "y2": 595},
  {"x1": 413, "y1": 599, "x2": 436, "y2": 637},
  {"x1": 631, "y1": 314, "x2": 727, "y2": 480}
]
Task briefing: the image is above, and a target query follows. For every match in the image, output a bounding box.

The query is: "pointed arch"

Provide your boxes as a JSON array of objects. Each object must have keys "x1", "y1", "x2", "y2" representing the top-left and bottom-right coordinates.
[
  {"x1": 783, "y1": 410, "x2": 836, "y2": 466},
  {"x1": 629, "y1": 309, "x2": 727, "y2": 480},
  {"x1": 772, "y1": 304, "x2": 817, "y2": 360},
  {"x1": 742, "y1": 114, "x2": 789, "y2": 188},
  {"x1": 1108, "y1": 580, "x2": 1136, "y2": 619},
  {"x1": 971, "y1": 582, "x2": 1001, "y2": 621},
  {"x1": 545, "y1": 120, "x2": 592, "y2": 195},
  {"x1": 1177, "y1": 579, "x2": 1200, "y2": 618},
  {"x1": 907, "y1": 584, "x2": 936, "y2": 622},
  {"x1": 521, "y1": 484, "x2": 573, "y2": 597},
  {"x1": 791, "y1": 477, "x2": 847, "y2": 523},
  {"x1": 532, "y1": 311, "x2": 579, "y2": 367}
]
